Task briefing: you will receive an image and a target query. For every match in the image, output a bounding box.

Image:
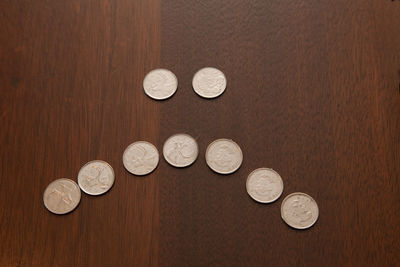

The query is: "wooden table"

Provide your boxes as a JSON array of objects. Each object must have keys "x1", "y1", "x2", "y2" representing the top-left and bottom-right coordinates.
[{"x1": 1, "y1": 0, "x2": 399, "y2": 266}]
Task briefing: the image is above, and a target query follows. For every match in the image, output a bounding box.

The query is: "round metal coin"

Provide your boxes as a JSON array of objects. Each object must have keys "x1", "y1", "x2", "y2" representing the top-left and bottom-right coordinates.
[
  {"x1": 281, "y1": 192, "x2": 319, "y2": 230},
  {"x1": 205, "y1": 138, "x2": 243, "y2": 174},
  {"x1": 163, "y1": 133, "x2": 198, "y2": 167},
  {"x1": 77, "y1": 160, "x2": 115, "y2": 195},
  {"x1": 123, "y1": 141, "x2": 159, "y2": 175},
  {"x1": 246, "y1": 168, "x2": 284, "y2": 203},
  {"x1": 192, "y1": 67, "x2": 226, "y2": 98},
  {"x1": 143, "y1": 69, "x2": 178, "y2": 100},
  {"x1": 43, "y1": 178, "x2": 81, "y2": 215}
]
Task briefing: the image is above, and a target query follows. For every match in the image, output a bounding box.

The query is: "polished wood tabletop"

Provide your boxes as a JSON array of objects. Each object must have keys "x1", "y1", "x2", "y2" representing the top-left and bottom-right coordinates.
[{"x1": 1, "y1": 0, "x2": 399, "y2": 266}]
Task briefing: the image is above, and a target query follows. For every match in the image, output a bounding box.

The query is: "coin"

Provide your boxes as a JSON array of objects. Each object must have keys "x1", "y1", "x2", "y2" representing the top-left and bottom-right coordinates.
[
  {"x1": 77, "y1": 160, "x2": 115, "y2": 195},
  {"x1": 281, "y1": 192, "x2": 319, "y2": 230},
  {"x1": 43, "y1": 178, "x2": 81, "y2": 215},
  {"x1": 123, "y1": 141, "x2": 159, "y2": 175},
  {"x1": 246, "y1": 168, "x2": 284, "y2": 203},
  {"x1": 163, "y1": 133, "x2": 198, "y2": 168},
  {"x1": 192, "y1": 67, "x2": 226, "y2": 98},
  {"x1": 143, "y1": 69, "x2": 178, "y2": 100},
  {"x1": 205, "y1": 138, "x2": 243, "y2": 174}
]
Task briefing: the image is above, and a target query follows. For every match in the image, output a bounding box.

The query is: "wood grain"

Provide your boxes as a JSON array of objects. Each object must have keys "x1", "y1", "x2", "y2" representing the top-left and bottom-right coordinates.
[
  {"x1": 0, "y1": 0, "x2": 160, "y2": 266},
  {"x1": 159, "y1": 0, "x2": 400, "y2": 266},
  {"x1": 0, "y1": 0, "x2": 399, "y2": 266}
]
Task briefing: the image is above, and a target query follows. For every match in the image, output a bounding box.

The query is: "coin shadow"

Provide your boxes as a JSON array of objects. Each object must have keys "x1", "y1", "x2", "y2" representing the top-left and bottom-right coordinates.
[
  {"x1": 43, "y1": 200, "x2": 81, "y2": 216},
  {"x1": 206, "y1": 167, "x2": 242, "y2": 178},
  {"x1": 144, "y1": 88, "x2": 178, "y2": 102},
  {"x1": 246, "y1": 195, "x2": 282, "y2": 205},
  {"x1": 162, "y1": 156, "x2": 199, "y2": 170},
  {"x1": 122, "y1": 164, "x2": 159, "y2": 178},
  {"x1": 191, "y1": 86, "x2": 227, "y2": 100},
  {"x1": 281, "y1": 220, "x2": 318, "y2": 231},
  {"x1": 80, "y1": 184, "x2": 116, "y2": 197}
]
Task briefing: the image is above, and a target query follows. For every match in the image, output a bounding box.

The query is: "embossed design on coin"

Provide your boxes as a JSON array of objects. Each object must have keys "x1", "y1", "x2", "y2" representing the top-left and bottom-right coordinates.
[
  {"x1": 205, "y1": 138, "x2": 243, "y2": 174},
  {"x1": 43, "y1": 178, "x2": 81, "y2": 215},
  {"x1": 246, "y1": 168, "x2": 284, "y2": 203},
  {"x1": 192, "y1": 67, "x2": 226, "y2": 98},
  {"x1": 143, "y1": 69, "x2": 178, "y2": 100},
  {"x1": 163, "y1": 133, "x2": 198, "y2": 168},
  {"x1": 77, "y1": 160, "x2": 115, "y2": 195},
  {"x1": 281, "y1": 192, "x2": 319, "y2": 230},
  {"x1": 123, "y1": 141, "x2": 159, "y2": 175}
]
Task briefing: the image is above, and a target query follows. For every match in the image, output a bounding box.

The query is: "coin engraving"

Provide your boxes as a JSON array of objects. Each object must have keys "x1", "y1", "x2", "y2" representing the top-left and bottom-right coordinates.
[
  {"x1": 192, "y1": 67, "x2": 226, "y2": 98},
  {"x1": 281, "y1": 192, "x2": 319, "y2": 230},
  {"x1": 206, "y1": 139, "x2": 243, "y2": 174},
  {"x1": 77, "y1": 160, "x2": 115, "y2": 195},
  {"x1": 246, "y1": 168, "x2": 284, "y2": 203},
  {"x1": 123, "y1": 141, "x2": 159, "y2": 175},
  {"x1": 43, "y1": 178, "x2": 81, "y2": 215},
  {"x1": 163, "y1": 133, "x2": 198, "y2": 167},
  {"x1": 143, "y1": 69, "x2": 178, "y2": 100}
]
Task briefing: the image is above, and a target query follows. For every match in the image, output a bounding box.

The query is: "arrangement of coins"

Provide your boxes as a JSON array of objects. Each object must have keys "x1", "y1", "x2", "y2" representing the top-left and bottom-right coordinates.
[{"x1": 43, "y1": 67, "x2": 319, "y2": 230}]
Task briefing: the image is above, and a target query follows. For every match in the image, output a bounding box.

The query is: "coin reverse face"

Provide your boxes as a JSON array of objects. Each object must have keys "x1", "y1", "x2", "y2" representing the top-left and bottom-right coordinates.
[
  {"x1": 281, "y1": 192, "x2": 319, "y2": 230},
  {"x1": 205, "y1": 139, "x2": 243, "y2": 174},
  {"x1": 43, "y1": 178, "x2": 81, "y2": 215},
  {"x1": 123, "y1": 141, "x2": 159, "y2": 175},
  {"x1": 143, "y1": 69, "x2": 178, "y2": 100},
  {"x1": 192, "y1": 67, "x2": 226, "y2": 98},
  {"x1": 246, "y1": 168, "x2": 284, "y2": 203},
  {"x1": 163, "y1": 133, "x2": 198, "y2": 168},
  {"x1": 77, "y1": 160, "x2": 115, "y2": 195}
]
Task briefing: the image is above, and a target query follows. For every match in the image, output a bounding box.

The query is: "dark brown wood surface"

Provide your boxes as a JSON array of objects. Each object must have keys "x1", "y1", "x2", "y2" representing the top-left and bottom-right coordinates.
[{"x1": 1, "y1": 0, "x2": 399, "y2": 266}]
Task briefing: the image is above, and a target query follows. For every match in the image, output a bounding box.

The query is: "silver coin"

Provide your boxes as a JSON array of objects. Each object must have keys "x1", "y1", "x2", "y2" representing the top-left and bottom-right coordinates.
[
  {"x1": 163, "y1": 133, "x2": 198, "y2": 168},
  {"x1": 205, "y1": 138, "x2": 243, "y2": 174},
  {"x1": 43, "y1": 178, "x2": 81, "y2": 215},
  {"x1": 77, "y1": 160, "x2": 115, "y2": 196},
  {"x1": 281, "y1": 192, "x2": 319, "y2": 230},
  {"x1": 246, "y1": 168, "x2": 284, "y2": 203},
  {"x1": 123, "y1": 141, "x2": 159, "y2": 175},
  {"x1": 143, "y1": 69, "x2": 178, "y2": 100},
  {"x1": 192, "y1": 67, "x2": 226, "y2": 98}
]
